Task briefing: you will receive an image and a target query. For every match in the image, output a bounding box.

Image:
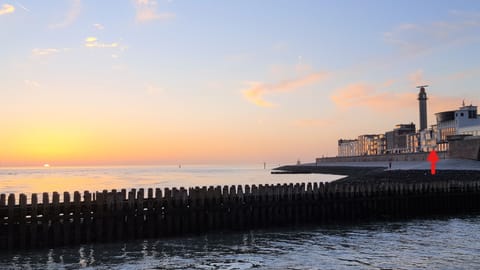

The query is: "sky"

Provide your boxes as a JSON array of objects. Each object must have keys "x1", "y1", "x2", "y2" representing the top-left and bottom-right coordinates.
[{"x1": 1, "y1": 0, "x2": 480, "y2": 167}]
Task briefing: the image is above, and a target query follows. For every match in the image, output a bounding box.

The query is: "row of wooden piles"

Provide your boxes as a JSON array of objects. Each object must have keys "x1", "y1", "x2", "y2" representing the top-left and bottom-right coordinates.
[{"x1": 1, "y1": 180, "x2": 480, "y2": 250}]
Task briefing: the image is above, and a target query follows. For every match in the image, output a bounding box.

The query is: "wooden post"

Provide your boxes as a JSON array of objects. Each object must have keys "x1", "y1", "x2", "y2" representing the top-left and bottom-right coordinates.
[
  {"x1": 7, "y1": 194, "x2": 15, "y2": 250},
  {"x1": 229, "y1": 185, "x2": 237, "y2": 230},
  {"x1": 198, "y1": 186, "x2": 207, "y2": 232},
  {"x1": 154, "y1": 188, "x2": 163, "y2": 237},
  {"x1": 221, "y1": 186, "x2": 229, "y2": 229},
  {"x1": 244, "y1": 185, "x2": 251, "y2": 229},
  {"x1": 237, "y1": 185, "x2": 244, "y2": 230},
  {"x1": 164, "y1": 188, "x2": 172, "y2": 236},
  {"x1": 136, "y1": 188, "x2": 145, "y2": 238},
  {"x1": 172, "y1": 188, "x2": 181, "y2": 235},
  {"x1": 214, "y1": 186, "x2": 222, "y2": 230},
  {"x1": 257, "y1": 184, "x2": 265, "y2": 227},
  {"x1": 19, "y1": 194, "x2": 27, "y2": 249},
  {"x1": 41, "y1": 193, "x2": 50, "y2": 248},
  {"x1": 94, "y1": 191, "x2": 104, "y2": 242},
  {"x1": 188, "y1": 187, "x2": 197, "y2": 233},
  {"x1": 127, "y1": 189, "x2": 136, "y2": 239},
  {"x1": 146, "y1": 188, "x2": 155, "y2": 238},
  {"x1": 251, "y1": 185, "x2": 259, "y2": 227},
  {"x1": 73, "y1": 191, "x2": 81, "y2": 245},
  {"x1": 30, "y1": 193, "x2": 38, "y2": 249},
  {"x1": 173, "y1": 188, "x2": 182, "y2": 234},
  {"x1": 180, "y1": 187, "x2": 189, "y2": 234},
  {"x1": 105, "y1": 190, "x2": 114, "y2": 242},
  {"x1": 84, "y1": 191, "x2": 92, "y2": 243},
  {"x1": 205, "y1": 186, "x2": 214, "y2": 230},
  {"x1": 63, "y1": 192, "x2": 71, "y2": 246},
  {"x1": 277, "y1": 184, "x2": 286, "y2": 225},
  {"x1": 114, "y1": 190, "x2": 125, "y2": 241},
  {"x1": 52, "y1": 192, "x2": 61, "y2": 247},
  {"x1": 306, "y1": 183, "x2": 313, "y2": 222}
]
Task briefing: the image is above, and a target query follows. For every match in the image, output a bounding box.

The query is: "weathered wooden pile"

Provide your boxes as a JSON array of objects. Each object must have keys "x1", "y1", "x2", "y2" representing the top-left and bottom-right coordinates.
[{"x1": 1, "y1": 180, "x2": 480, "y2": 250}]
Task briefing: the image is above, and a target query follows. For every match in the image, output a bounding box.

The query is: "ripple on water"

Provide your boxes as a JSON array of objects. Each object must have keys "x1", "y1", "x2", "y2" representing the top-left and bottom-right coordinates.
[{"x1": 2, "y1": 216, "x2": 480, "y2": 269}]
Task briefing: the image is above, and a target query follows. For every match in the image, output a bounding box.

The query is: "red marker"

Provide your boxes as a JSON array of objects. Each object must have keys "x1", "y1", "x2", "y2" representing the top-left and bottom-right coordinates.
[{"x1": 427, "y1": 150, "x2": 439, "y2": 175}]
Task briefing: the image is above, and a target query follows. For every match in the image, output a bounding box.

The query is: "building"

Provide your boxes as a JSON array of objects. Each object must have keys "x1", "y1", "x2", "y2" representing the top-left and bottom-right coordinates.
[
  {"x1": 406, "y1": 132, "x2": 419, "y2": 153},
  {"x1": 435, "y1": 104, "x2": 480, "y2": 151},
  {"x1": 338, "y1": 139, "x2": 358, "y2": 157},
  {"x1": 456, "y1": 105, "x2": 480, "y2": 136},
  {"x1": 338, "y1": 134, "x2": 386, "y2": 157},
  {"x1": 334, "y1": 85, "x2": 480, "y2": 157},
  {"x1": 358, "y1": 135, "x2": 378, "y2": 156},
  {"x1": 374, "y1": 134, "x2": 387, "y2": 155},
  {"x1": 385, "y1": 123, "x2": 416, "y2": 153},
  {"x1": 419, "y1": 125, "x2": 438, "y2": 152}
]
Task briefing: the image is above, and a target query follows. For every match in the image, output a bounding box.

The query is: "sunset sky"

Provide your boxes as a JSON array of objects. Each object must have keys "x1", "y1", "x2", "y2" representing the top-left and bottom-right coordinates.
[{"x1": 1, "y1": 0, "x2": 480, "y2": 166}]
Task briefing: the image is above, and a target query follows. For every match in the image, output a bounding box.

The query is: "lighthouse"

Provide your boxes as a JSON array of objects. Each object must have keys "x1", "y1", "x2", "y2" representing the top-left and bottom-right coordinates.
[{"x1": 417, "y1": 85, "x2": 428, "y2": 131}]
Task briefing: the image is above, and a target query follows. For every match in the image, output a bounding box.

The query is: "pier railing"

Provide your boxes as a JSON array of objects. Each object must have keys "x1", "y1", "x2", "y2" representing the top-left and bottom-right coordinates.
[{"x1": 1, "y1": 181, "x2": 480, "y2": 250}]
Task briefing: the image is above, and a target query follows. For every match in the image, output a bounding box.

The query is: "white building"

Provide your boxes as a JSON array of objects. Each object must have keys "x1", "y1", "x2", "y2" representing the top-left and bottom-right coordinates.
[{"x1": 435, "y1": 104, "x2": 480, "y2": 151}]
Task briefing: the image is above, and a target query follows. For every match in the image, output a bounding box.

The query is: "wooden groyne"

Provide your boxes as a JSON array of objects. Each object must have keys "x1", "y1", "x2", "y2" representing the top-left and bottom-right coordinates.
[{"x1": 1, "y1": 180, "x2": 480, "y2": 251}]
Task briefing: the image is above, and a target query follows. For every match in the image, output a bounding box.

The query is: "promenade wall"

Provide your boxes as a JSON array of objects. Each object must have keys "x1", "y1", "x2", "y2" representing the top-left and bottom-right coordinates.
[
  {"x1": 449, "y1": 138, "x2": 480, "y2": 160},
  {"x1": 1, "y1": 180, "x2": 479, "y2": 250},
  {"x1": 316, "y1": 152, "x2": 447, "y2": 163}
]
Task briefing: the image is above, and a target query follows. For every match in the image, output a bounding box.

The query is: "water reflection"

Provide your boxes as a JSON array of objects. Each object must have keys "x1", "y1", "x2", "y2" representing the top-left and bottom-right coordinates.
[
  {"x1": 0, "y1": 165, "x2": 343, "y2": 198},
  {"x1": 1, "y1": 215, "x2": 480, "y2": 269}
]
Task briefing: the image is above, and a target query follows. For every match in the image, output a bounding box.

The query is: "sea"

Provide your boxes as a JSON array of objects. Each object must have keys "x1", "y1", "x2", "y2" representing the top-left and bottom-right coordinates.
[{"x1": 0, "y1": 165, "x2": 479, "y2": 269}]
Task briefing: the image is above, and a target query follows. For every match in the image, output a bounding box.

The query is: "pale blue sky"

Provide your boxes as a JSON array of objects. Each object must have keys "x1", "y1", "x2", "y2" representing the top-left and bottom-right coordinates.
[{"x1": 1, "y1": 0, "x2": 480, "y2": 166}]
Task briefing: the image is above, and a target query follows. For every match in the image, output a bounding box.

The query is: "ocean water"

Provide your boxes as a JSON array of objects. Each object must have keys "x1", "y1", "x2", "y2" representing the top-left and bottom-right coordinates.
[
  {"x1": 1, "y1": 215, "x2": 480, "y2": 269},
  {"x1": 1, "y1": 166, "x2": 479, "y2": 269},
  {"x1": 0, "y1": 165, "x2": 343, "y2": 198}
]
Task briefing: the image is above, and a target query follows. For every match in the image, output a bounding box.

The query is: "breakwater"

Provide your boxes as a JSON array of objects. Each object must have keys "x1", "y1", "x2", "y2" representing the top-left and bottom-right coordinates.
[{"x1": 1, "y1": 178, "x2": 480, "y2": 251}]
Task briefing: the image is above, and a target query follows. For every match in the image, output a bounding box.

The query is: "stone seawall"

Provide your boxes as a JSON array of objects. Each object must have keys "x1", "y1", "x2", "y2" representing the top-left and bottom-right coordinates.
[
  {"x1": 316, "y1": 152, "x2": 447, "y2": 163},
  {"x1": 449, "y1": 138, "x2": 480, "y2": 160}
]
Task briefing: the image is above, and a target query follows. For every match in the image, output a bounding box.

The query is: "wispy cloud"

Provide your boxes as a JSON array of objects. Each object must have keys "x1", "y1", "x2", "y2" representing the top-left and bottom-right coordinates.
[
  {"x1": 85, "y1": 37, "x2": 119, "y2": 48},
  {"x1": 50, "y1": 0, "x2": 81, "y2": 28},
  {"x1": 272, "y1": 41, "x2": 289, "y2": 53},
  {"x1": 444, "y1": 67, "x2": 480, "y2": 82},
  {"x1": 384, "y1": 12, "x2": 480, "y2": 56},
  {"x1": 0, "y1": 4, "x2": 15, "y2": 15},
  {"x1": 409, "y1": 69, "x2": 429, "y2": 87},
  {"x1": 146, "y1": 83, "x2": 163, "y2": 95},
  {"x1": 242, "y1": 72, "x2": 330, "y2": 107},
  {"x1": 14, "y1": 1, "x2": 30, "y2": 12},
  {"x1": 293, "y1": 118, "x2": 332, "y2": 128},
  {"x1": 331, "y1": 83, "x2": 413, "y2": 112},
  {"x1": 381, "y1": 79, "x2": 396, "y2": 88},
  {"x1": 24, "y1": 80, "x2": 41, "y2": 89},
  {"x1": 134, "y1": 0, "x2": 175, "y2": 22},
  {"x1": 331, "y1": 81, "x2": 462, "y2": 114},
  {"x1": 32, "y1": 48, "x2": 61, "y2": 56},
  {"x1": 93, "y1": 23, "x2": 104, "y2": 30}
]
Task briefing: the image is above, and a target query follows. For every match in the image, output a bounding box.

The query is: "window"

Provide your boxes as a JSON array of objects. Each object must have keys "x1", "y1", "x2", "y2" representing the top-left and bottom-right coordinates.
[
  {"x1": 469, "y1": 111, "x2": 477, "y2": 119},
  {"x1": 461, "y1": 113, "x2": 464, "y2": 117}
]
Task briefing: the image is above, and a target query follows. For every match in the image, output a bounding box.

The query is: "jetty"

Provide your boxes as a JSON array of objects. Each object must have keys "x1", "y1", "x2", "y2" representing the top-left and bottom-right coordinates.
[{"x1": 1, "y1": 162, "x2": 480, "y2": 251}]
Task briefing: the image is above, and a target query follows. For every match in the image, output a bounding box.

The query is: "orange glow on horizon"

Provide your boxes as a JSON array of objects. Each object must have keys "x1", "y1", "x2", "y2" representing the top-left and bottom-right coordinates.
[{"x1": 0, "y1": 119, "x2": 326, "y2": 166}]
